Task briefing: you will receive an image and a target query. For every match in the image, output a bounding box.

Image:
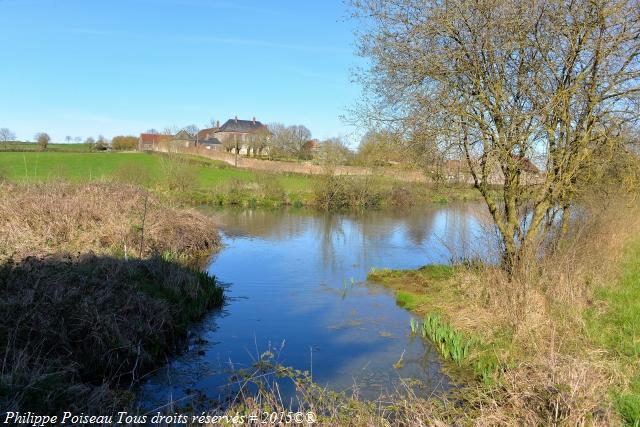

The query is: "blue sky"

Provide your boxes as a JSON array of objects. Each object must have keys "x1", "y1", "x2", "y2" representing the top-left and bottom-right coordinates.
[{"x1": 0, "y1": 0, "x2": 363, "y2": 143}]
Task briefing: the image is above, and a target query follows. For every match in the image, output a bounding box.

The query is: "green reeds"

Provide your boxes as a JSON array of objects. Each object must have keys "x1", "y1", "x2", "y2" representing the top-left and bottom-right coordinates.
[{"x1": 410, "y1": 314, "x2": 471, "y2": 366}]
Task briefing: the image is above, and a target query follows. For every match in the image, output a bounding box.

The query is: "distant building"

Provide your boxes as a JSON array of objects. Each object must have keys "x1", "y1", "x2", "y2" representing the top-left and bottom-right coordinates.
[
  {"x1": 215, "y1": 117, "x2": 269, "y2": 155},
  {"x1": 194, "y1": 122, "x2": 221, "y2": 149},
  {"x1": 139, "y1": 117, "x2": 269, "y2": 154},
  {"x1": 138, "y1": 133, "x2": 170, "y2": 151},
  {"x1": 171, "y1": 129, "x2": 195, "y2": 148}
]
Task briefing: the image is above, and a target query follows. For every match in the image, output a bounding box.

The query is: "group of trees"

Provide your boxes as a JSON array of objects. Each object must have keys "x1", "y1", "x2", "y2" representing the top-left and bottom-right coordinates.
[
  {"x1": 82, "y1": 135, "x2": 109, "y2": 151},
  {"x1": 258, "y1": 124, "x2": 361, "y2": 164},
  {"x1": 111, "y1": 136, "x2": 138, "y2": 151},
  {"x1": 352, "y1": 0, "x2": 640, "y2": 271},
  {"x1": 0, "y1": 127, "x2": 119, "y2": 152},
  {"x1": 265, "y1": 123, "x2": 313, "y2": 159},
  {"x1": 0, "y1": 128, "x2": 16, "y2": 148}
]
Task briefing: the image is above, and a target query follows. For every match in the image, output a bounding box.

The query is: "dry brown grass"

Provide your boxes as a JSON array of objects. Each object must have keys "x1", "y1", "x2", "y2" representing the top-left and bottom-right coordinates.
[
  {"x1": 0, "y1": 181, "x2": 225, "y2": 414},
  {"x1": 361, "y1": 197, "x2": 640, "y2": 425},
  {"x1": 1, "y1": 254, "x2": 223, "y2": 414},
  {"x1": 0, "y1": 181, "x2": 220, "y2": 263}
]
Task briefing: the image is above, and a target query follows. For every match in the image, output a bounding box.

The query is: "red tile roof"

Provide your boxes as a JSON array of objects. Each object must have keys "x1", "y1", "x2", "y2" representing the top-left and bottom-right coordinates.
[
  {"x1": 196, "y1": 127, "x2": 218, "y2": 140},
  {"x1": 139, "y1": 133, "x2": 169, "y2": 144}
]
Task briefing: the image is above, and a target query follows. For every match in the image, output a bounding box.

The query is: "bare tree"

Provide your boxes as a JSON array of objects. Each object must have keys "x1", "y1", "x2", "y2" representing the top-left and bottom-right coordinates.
[
  {"x1": 183, "y1": 124, "x2": 199, "y2": 136},
  {"x1": 266, "y1": 123, "x2": 288, "y2": 158},
  {"x1": 289, "y1": 125, "x2": 313, "y2": 159},
  {"x1": 267, "y1": 124, "x2": 313, "y2": 160},
  {"x1": 35, "y1": 133, "x2": 51, "y2": 151},
  {"x1": 317, "y1": 137, "x2": 354, "y2": 166},
  {"x1": 357, "y1": 130, "x2": 405, "y2": 166},
  {"x1": 65, "y1": 136, "x2": 72, "y2": 144},
  {"x1": 0, "y1": 128, "x2": 16, "y2": 150},
  {"x1": 84, "y1": 137, "x2": 96, "y2": 150},
  {"x1": 352, "y1": 0, "x2": 640, "y2": 271},
  {"x1": 95, "y1": 135, "x2": 109, "y2": 151},
  {"x1": 162, "y1": 126, "x2": 178, "y2": 136},
  {"x1": 247, "y1": 128, "x2": 271, "y2": 157}
]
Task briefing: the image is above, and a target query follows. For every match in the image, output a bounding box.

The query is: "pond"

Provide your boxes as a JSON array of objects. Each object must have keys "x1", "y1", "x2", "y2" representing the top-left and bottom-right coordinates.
[{"x1": 139, "y1": 203, "x2": 495, "y2": 409}]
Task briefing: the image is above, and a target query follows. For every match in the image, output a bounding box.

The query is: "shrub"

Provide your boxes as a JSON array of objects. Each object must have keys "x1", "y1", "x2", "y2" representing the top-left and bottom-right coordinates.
[
  {"x1": 111, "y1": 135, "x2": 138, "y2": 151},
  {"x1": 313, "y1": 174, "x2": 383, "y2": 209}
]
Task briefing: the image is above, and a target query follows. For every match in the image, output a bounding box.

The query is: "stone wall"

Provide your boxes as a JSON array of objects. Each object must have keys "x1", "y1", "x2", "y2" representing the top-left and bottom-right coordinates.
[{"x1": 146, "y1": 144, "x2": 542, "y2": 186}]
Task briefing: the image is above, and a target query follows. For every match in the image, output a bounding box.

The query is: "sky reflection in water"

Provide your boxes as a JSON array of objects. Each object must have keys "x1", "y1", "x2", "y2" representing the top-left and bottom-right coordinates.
[{"x1": 140, "y1": 204, "x2": 495, "y2": 408}]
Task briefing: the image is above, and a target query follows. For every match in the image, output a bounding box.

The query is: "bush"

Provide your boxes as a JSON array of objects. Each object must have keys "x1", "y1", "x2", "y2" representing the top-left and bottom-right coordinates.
[
  {"x1": 389, "y1": 184, "x2": 415, "y2": 207},
  {"x1": 111, "y1": 135, "x2": 138, "y2": 151},
  {"x1": 256, "y1": 172, "x2": 286, "y2": 204},
  {"x1": 313, "y1": 174, "x2": 383, "y2": 209}
]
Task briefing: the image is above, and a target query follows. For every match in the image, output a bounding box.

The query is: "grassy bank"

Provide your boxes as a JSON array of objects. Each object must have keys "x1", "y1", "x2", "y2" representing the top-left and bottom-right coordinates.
[
  {"x1": 0, "y1": 151, "x2": 482, "y2": 209},
  {"x1": 365, "y1": 202, "x2": 640, "y2": 425},
  {"x1": 586, "y1": 239, "x2": 640, "y2": 425},
  {"x1": 0, "y1": 182, "x2": 225, "y2": 413},
  {"x1": 207, "y1": 202, "x2": 640, "y2": 426}
]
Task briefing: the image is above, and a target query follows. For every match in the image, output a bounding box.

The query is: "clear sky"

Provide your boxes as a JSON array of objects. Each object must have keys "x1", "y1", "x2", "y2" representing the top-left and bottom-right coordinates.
[{"x1": 0, "y1": 0, "x2": 363, "y2": 143}]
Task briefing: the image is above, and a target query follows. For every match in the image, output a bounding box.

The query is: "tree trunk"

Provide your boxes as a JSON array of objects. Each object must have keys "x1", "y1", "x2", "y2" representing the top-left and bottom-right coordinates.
[{"x1": 560, "y1": 204, "x2": 571, "y2": 238}]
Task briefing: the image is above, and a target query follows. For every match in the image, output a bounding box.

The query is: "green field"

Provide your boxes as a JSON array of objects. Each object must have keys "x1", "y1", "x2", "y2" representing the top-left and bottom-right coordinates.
[
  {"x1": 0, "y1": 151, "x2": 312, "y2": 191},
  {"x1": 1, "y1": 142, "x2": 96, "y2": 152}
]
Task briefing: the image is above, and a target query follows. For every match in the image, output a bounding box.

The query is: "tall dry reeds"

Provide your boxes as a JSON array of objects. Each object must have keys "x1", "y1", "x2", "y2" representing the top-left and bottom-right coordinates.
[
  {"x1": 1, "y1": 254, "x2": 223, "y2": 413},
  {"x1": 0, "y1": 181, "x2": 225, "y2": 414},
  {"x1": 454, "y1": 198, "x2": 640, "y2": 425},
  {"x1": 0, "y1": 181, "x2": 220, "y2": 263}
]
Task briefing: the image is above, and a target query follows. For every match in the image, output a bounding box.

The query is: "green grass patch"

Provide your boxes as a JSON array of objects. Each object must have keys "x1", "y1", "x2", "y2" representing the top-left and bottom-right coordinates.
[
  {"x1": 396, "y1": 290, "x2": 433, "y2": 311},
  {"x1": 585, "y1": 239, "x2": 640, "y2": 426},
  {"x1": 1, "y1": 142, "x2": 96, "y2": 152}
]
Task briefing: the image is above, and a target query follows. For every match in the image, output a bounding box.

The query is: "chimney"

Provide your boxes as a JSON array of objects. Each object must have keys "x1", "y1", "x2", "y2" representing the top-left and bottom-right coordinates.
[
  {"x1": 252, "y1": 116, "x2": 256, "y2": 125},
  {"x1": 216, "y1": 120, "x2": 220, "y2": 128},
  {"x1": 234, "y1": 116, "x2": 238, "y2": 123}
]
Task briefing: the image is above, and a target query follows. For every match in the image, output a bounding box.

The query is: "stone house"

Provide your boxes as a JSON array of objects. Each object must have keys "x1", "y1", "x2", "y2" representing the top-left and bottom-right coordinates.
[
  {"x1": 214, "y1": 117, "x2": 269, "y2": 156},
  {"x1": 139, "y1": 117, "x2": 269, "y2": 154},
  {"x1": 138, "y1": 133, "x2": 170, "y2": 151}
]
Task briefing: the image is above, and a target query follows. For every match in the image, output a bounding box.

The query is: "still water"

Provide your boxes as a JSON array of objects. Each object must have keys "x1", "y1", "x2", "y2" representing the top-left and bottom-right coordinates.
[{"x1": 140, "y1": 204, "x2": 494, "y2": 408}]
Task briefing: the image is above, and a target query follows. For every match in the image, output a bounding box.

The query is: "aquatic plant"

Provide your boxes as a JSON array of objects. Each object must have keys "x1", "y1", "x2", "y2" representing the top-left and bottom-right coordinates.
[
  {"x1": 422, "y1": 314, "x2": 471, "y2": 365},
  {"x1": 408, "y1": 314, "x2": 471, "y2": 366},
  {"x1": 393, "y1": 349, "x2": 405, "y2": 369},
  {"x1": 410, "y1": 317, "x2": 420, "y2": 335}
]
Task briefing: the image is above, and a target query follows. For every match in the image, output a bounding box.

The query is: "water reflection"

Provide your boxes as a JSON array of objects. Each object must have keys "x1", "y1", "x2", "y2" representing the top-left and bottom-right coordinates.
[{"x1": 139, "y1": 204, "x2": 495, "y2": 408}]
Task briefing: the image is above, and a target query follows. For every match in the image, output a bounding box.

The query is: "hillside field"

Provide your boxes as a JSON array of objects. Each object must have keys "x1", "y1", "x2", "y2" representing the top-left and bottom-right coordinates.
[{"x1": 0, "y1": 151, "x2": 313, "y2": 192}]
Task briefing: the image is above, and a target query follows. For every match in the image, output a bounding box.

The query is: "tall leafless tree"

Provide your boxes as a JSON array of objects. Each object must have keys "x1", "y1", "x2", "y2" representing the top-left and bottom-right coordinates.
[
  {"x1": 268, "y1": 124, "x2": 313, "y2": 160},
  {"x1": 0, "y1": 128, "x2": 16, "y2": 150},
  {"x1": 352, "y1": 0, "x2": 640, "y2": 271}
]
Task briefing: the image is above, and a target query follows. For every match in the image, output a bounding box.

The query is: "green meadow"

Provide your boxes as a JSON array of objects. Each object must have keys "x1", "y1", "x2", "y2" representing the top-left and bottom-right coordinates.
[
  {"x1": 0, "y1": 151, "x2": 312, "y2": 193},
  {"x1": 0, "y1": 142, "x2": 96, "y2": 152}
]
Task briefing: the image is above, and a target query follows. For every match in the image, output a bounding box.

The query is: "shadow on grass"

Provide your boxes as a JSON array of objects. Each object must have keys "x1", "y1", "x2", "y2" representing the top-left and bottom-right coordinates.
[{"x1": 0, "y1": 253, "x2": 223, "y2": 414}]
